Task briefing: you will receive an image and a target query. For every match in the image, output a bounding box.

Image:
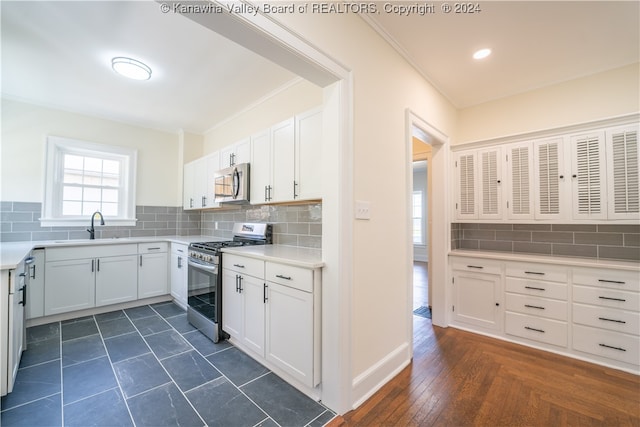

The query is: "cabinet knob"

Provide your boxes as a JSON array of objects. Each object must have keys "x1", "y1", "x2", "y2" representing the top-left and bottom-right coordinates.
[
  {"x1": 572, "y1": 174, "x2": 577, "y2": 178},
  {"x1": 497, "y1": 180, "x2": 501, "y2": 184},
  {"x1": 559, "y1": 175, "x2": 564, "y2": 179},
  {"x1": 495, "y1": 303, "x2": 500, "y2": 306}
]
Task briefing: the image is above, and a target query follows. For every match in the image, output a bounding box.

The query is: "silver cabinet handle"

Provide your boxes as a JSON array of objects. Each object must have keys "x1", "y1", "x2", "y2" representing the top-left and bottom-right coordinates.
[
  {"x1": 467, "y1": 265, "x2": 483, "y2": 269},
  {"x1": 177, "y1": 256, "x2": 182, "y2": 269},
  {"x1": 598, "y1": 279, "x2": 625, "y2": 285},
  {"x1": 276, "y1": 274, "x2": 292, "y2": 280},
  {"x1": 233, "y1": 264, "x2": 245, "y2": 269},
  {"x1": 91, "y1": 259, "x2": 95, "y2": 272},
  {"x1": 140, "y1": 255, "x2": 143, "y2": 267}
]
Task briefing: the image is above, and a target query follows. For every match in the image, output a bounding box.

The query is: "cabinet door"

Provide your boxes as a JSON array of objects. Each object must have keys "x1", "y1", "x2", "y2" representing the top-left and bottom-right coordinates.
[
  {"x1": 204, "y1": 152, "x2": 220, "y2": 209},
  {"x1": 45, "y1": 259, "x2": 95, "y2": 315},
  {"x1": 235, "y1": 138, "x2": 251, "y2": 165},
  {"x1": 250, "y1": 130, "x2": 271, "y2": 204},
  {"x1": 452, "y1": 270, "x2": 502, "y2": 331},
  {"x1": 222, "y1": 269, "x2": 243, "y2": 338},
  {"x1": 571, "y1": 131, "x2": 607, "y2": 220},
  {"x1": 478, "y1": 147, "x2": 502, "y2": 220},
  {"x1": 193, "y1": 158, "x2": 207, "y2": 209},
  {"x1": 220, "y1": 145, "x2": 235, "y2": 169},
  {"x1": 606, "y1": 124, "x2": 639, "y2": 220},
  {"x1": 271, "y1": 118, "x2": 295, "y2": 203},
  {"x1": 454, "y1": 151, "x2": 477, "y2": 220},
  {"x1": 505, "y1": 142, "x2": 533, "y2": 220},
  {"x1": 241, "y1": 274, "x2": 266, "y2": 356},
  {"x1": 26, "y1": 249, "x2": 45, "y2": 320},
  {"x1": 138, "y1": 253, "x2": 168, "y2": 299},
  {"x1": 95, "y1": 255, "x2": 138, "y2": 307},
  {"x1": 183, "y1": 161, "x2": 196, "y2": 210},
  {"x1": 8, "y1": 268, "x2": 25, "y2": 393},
  {"x1": 170, "y1": 246, "x2": 188, "y2": 309},
  {"x1": 533, "y1": 137, "x2": 570, "y2": 220},
  {"x1": 266, "y1": 282, "x2": 315, "y2": 387},
  {"x1": 295, "y1": 107, "x2": 323, "y2": 201}
]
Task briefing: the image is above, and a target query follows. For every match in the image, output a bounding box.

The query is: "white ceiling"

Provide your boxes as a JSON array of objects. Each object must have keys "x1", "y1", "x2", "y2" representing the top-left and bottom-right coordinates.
[{"x1": 2, "y1": 1, "x2": 638, "y2": 134}]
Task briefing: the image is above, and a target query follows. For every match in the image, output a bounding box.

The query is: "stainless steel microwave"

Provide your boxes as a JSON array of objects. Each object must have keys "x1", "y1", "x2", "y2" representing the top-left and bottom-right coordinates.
[{"x1": 214, "y1": 163, "x2": 250, "y2": 204}]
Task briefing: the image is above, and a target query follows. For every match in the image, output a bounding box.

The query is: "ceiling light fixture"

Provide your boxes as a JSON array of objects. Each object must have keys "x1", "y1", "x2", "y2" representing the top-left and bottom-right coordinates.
[
  {"x1": 111, "y1": 57, "x2": 152, "y2": 80},
  {"x1": 473, "y1": 48, "x2": 492, "y2": 60}
]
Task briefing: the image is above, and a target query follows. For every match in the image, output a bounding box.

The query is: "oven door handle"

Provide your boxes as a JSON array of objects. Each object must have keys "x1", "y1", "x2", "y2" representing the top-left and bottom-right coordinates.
[{"x1": 188, "y1": 260, "x2": 218, "y2": 273}]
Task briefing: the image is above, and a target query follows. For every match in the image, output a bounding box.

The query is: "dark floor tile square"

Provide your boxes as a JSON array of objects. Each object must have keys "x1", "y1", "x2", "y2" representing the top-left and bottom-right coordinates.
[
  {"x1": 127, "y1": 382, "x2": 203, "y2": 427},
  {"x1": 95, "y1": 310, "x2": 126, "y2": 323},
  {"x1": 26, "y1": 322, "x2": 60, "y2": 344},
  {"x1": 308, "y1": 410, "x2": 337, "y2": 427},
  {"x1": 0, "y1": 360, "x2": 60, "y2": 410},
  {"x1": 144, "y1": 329, "x2": 192, "y2": 359},
  {"x1": 19, "y1": 336, "x2": 60, "y2": 368},
  {"x1": 61, "y1": 318, "x2": 98, "y2": 341},
  {"x1": 186, "y1": 377, "x2": 267, "y2": 427},
  {"x1": 113, "y1": 353, "x2": 171, "y2": 398},
  {"x1": 62, "y1": 334, "x2": 106, "y2": 367},
  {"x1": 0, "y1": 393, "x2": 61, "y2": 426},
  {"x1": 124, "y1": 305, "x2": 155, "y2": 320},
  {"x1": 132, "y1": 315, "x2": 171, "y2": 336},
  {"x1": 241, "y1": 372, "x2": 325, "y2": 426},
  {"x1": 104, "y1": 332, "x2": 150, "y2": 363},
  {"x1": 161, "y1": 350, "x2": 222, "y2": 392},
  {"x1": 207, "y1": 347, "x2": 269, "y2": 386},
  {"x1": 183, "y1": 330, "x2": 231, "y2": 356},
  {"x1": 64, "y1": 388, "x2": 133, "y2": 427},
  {"x1": 152, "y1": 302, "x2": 185, "y2": 318},
  {"x1": 63, "y1": 356, "x2": 117, "y2": 404},
  {"x1": 165, "y1": 314, "x2": 196, "y2": 334},
  {"x1": 97, "y1": 317, "x2": 136, "y2": 338}
]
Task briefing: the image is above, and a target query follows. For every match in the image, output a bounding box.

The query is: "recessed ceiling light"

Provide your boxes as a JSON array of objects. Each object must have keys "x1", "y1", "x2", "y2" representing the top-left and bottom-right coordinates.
[
  {"x1": 473, "y1": 48, "x2": 492, "y2": 60},
  {"x1": 111, "y1": 57, "x2": 152, "y2": 80}
]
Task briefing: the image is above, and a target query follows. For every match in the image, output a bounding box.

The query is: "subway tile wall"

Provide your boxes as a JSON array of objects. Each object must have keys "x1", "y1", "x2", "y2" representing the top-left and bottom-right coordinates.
[
  {"x1": 0, "y1": 202, "x2": 201, "y2": 242},
  {"x1": 452, "y1": 223, "x2": 640, "y2": 262},
  {"x1": 201, "y1": 203, "x2": 322, "y2": 249}
]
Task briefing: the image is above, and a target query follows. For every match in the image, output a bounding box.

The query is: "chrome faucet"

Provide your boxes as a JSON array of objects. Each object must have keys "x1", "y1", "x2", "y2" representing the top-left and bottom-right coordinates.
[{"x1": 87, "y1": 211, "x2": 105, "y2": 240}]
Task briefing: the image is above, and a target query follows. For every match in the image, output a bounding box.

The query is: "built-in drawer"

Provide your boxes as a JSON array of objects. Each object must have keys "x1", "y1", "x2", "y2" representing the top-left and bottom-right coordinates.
[
  {"x1": 505, "y1": 312, "x2": 567, "y2": 347},
  {"x1": 266, "y1": 262, "x2": 313, "y2": 293},
  {"x1": 223, "y1": 254, "x2": 264, "y2": 278},
  {"x1": 572, "y1": 267, "x2": 640, "y2": 292},
  {"x1": 505, "y1": 293, "x2": 567, "y2": 321},
  {"x1": 138, "y1": 242, "x2": 168, "y2": 253},
  {"x1": 450, "y1": 257, "x2": 501, "y2": 276},
  {"x1": 505, "y1": 277, "x2": 567, "y2": 301},
  {"x1": 171, "y1": 243, "x2": 188, "y2": 255},
  {"x1": 505, "y1": 262, "x2": 568, "y2": 283},
  {"x1": 573, "y1": 303, "x2": 640, "y2": 336},
  {"x1": 46, "y1": 244, "x2": 137, "y2": 261},
  {"x1": 573, "y1": 324, "x2": 639, "y2": 366},
  {"x1": 573, "y1": 285, "x2": 640, "y2": 313}
]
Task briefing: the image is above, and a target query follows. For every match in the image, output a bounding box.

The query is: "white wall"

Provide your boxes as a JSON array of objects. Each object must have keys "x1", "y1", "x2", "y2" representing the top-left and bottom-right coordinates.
[
  {"x1": 457, "y1": 63, "x2": 640, "y2": 144},
  {"x1": 1, "y1": 98, "x2": 182, "y2": 206}
]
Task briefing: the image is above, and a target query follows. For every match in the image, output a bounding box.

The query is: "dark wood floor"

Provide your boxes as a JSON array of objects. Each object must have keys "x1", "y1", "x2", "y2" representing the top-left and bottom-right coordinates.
[{"x1": 330, "y1": 316, "x2": 640, "y2": 426}]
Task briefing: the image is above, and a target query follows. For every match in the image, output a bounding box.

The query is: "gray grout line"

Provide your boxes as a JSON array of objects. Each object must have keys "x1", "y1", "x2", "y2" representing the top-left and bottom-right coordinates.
[{"x1": 0, "y1": 391, "x2": 62, "y2": 413}]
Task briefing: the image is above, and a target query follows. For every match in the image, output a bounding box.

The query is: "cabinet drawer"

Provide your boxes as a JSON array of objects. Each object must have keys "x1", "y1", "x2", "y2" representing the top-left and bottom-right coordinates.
[
  {"x1": 505, "y1": 277, "x2": 567, "y2": 300},
  {"x1": 266, "y1": 262, "x2": 313, "y2": 293},
  {"x1": 573, "y1": 303, "x2": 640, "y2": 336},
  {"x1": 171, "y1": 243, "x2": 188, "y2": 255},
  {"x1": 505, "y1": 262, "x2": 568, "y2": 283},
  {"x1": 223, "y1": 254, "x2": 264, "y2": 278},
  {"x1": 573, "y1": 285, "x2": 640, "y2": 312},
  {"x1": 573, "y1": 267, "x2": 639, "y2": 292},
  {"x1": 573, "y1": 324, "x2": 639, "y2": 366},
  {"x1": 138, "y1": 242, "x2": 168, "y2": 253},
  {"x1": 450, "y1": 258, "x2": 501, "y2": 276},
  {"x1": 505, "y1": 293, "x2": 567, "y2": 321},
  {"x1": 505, "y1": 312, "x2": 567, "y2": 347},
  {"x1": 46, "y1": 244, "x2": 137, "y2": 261}
]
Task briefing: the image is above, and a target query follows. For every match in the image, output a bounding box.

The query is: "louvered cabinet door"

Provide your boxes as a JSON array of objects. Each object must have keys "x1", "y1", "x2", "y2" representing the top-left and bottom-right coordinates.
[
  {"x1": 606, "y1": 124, "x2": 640, "y2": 221},
  {"x1": 454, "y1": 151, "x2": 478, "y2": 220},
  {"x1": 570, "y1": 131, "x2": 607, "y2": 220},
  {"x1": 478, "y1": 147, "x2": 503, "y2": 220},
  {"x1": 533, "y1": 137, "x2": 570, "y2": 220},
  {"x1": 506, "y1": 142, "x2": 534, "y2": 220}
]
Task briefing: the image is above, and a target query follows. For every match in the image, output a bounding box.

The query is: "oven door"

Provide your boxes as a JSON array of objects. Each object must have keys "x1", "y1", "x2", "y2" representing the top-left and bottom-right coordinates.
[{"x1": 187, "y1": 259, "x2": 220, "y2": 324}]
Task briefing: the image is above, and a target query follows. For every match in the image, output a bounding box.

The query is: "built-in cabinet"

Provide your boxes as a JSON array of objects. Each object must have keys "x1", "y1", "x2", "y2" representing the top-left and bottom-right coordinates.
[
  {"x1": 138, "y1": 243, "x2": 169, "y2": 299},
  {"x1": 170, "y1": 243, "x2": 188, "y2": 309},
  {"x1": 449, "y1": 253, "x2": 640, "y2": 373},
  {"x1": 183, "y1": 153, "x2": 220, "y2": 210},
  {"x1": 220, "y1": 138, "x2": 250, "y2": 168},
  {"x1": 26, "y1": 249, "x2": 45, "y2": 320},
  {"x1": 453, "y1": 122, "x2": 639, "y2": 223}
]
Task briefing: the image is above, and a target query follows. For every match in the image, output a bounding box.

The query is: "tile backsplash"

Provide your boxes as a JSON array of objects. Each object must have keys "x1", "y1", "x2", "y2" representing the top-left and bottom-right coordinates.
[{"x1": 452, "y1": 223, "x2": 640, "y2": 262}]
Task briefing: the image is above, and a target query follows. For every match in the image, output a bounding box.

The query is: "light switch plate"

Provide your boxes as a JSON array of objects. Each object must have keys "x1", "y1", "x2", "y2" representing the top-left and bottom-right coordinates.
[{"x1": 355, "y1": 200, "x2": 371, "y2": 220}]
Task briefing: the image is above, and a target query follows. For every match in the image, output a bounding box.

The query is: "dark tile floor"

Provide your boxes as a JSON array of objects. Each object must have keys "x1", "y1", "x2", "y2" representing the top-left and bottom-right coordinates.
[{"x1": 1, "y1": 301, "x2": 335, "y2": 427}]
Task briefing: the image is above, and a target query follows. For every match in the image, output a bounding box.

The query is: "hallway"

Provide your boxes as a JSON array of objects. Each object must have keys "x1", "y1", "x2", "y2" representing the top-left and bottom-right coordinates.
[{"x1": 413, "y1": 261, "x2": 429, "y2": 310}]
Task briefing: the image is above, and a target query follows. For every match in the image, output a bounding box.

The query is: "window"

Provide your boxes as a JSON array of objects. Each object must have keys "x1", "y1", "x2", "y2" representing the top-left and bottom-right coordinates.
[
  {"x1": 42, "y1": 136, "x2": 137, "y2": 226},
  {"x1": 413, "y1": 191, "x2": 424, "y2": 244}
]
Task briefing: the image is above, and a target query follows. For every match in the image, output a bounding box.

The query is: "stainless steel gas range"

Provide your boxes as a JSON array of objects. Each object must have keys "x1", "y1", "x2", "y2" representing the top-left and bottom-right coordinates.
[{"x1": 187, "y1": 223, "x2": 272, "y2": 343}]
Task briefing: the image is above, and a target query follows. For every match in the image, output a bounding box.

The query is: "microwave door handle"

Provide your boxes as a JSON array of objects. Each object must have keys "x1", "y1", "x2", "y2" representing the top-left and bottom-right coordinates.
[{"x1": 233, "y1": 167, "x2": 240, "y2": 199}]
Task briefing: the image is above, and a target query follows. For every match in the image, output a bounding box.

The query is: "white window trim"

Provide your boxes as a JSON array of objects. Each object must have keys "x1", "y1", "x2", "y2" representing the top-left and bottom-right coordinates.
[{"x1": 41, "y1": 136, "x2": 137, "y2": 227}]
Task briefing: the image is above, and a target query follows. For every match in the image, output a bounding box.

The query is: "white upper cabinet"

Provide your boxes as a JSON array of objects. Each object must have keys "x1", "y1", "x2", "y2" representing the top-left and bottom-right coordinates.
[
  {"x1": 533, "y1": 137, "x2": 570, "y2": 220},
  {"x1": 220, "y1": 137, "x2": 251, "y2": 168},
  {"x1": 570, "y1": 130, "x2": 607, "y2": 220},
  {"x1": 271, "y1": 118, "x2": 296, "y2": 203},
  {"x1": 295, "y1": 107, "x2": 323, "y2": 201},
  {"x1": 454, "y1": 150, "x2": 478, "y2": 220},
  {"x1": 606, "y1": 124, "x2": 639, "y2": 221},
  {"x1": 204, "y1": 152, "x2": 220, "y2": 209},
  {"x1": 478, "y1": 147, "x2": 503, "y2": 220},
  {"x1": 505, "y1": 142, "x2": 533, "y2": 220},
  {"x1": 250, "y1": 130, "x2": 271, "y2": 204}
]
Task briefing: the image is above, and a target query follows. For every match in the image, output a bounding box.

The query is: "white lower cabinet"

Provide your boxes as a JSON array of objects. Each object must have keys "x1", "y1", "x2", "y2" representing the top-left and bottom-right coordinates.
[
  {"x1": 95, "y1": 255, "x2": 138, "y2": 307},
  {"x1": 138, "y1": 243, "x2": 169, "y2": 299},
  {"x1": 170, "y1": 243, "x2": 188, "y2": 309},
  {"x1": 451, "y1": 258, "x2": 502, "y2": 332},
  {"x1": 45, "y1": 258, "x2": 96, "y2": 315},
  {"x1": 26, "y1": 249, "x2": 45, "y2": 320}
]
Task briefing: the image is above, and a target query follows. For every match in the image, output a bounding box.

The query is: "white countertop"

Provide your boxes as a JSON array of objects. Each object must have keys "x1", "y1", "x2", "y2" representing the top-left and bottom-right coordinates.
[
  {"x1": 449, "y1": 249, "x2": 640, "y2": 271},
  {"x1": 0, "y1": 235, "x2": 219, "y2": 270},
  {"x1": 221, "y1": 245, "x2": 324, "y2": 269}
]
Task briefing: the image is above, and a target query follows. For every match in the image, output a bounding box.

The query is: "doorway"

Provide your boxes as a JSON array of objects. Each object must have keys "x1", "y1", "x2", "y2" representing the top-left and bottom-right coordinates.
[{"x1": 412, "y1": 133, "x2": 432, "y2": 313}]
